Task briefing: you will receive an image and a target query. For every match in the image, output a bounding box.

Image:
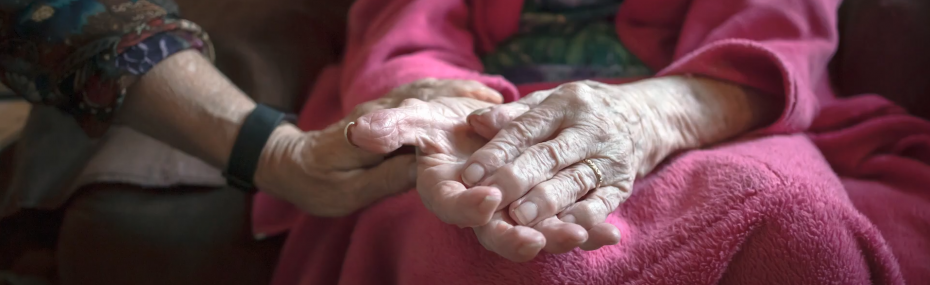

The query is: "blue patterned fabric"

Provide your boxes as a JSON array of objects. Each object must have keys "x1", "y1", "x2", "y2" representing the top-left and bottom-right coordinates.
[{"x1": 0, "y1": 0, "x2": 211, "y2": 136}]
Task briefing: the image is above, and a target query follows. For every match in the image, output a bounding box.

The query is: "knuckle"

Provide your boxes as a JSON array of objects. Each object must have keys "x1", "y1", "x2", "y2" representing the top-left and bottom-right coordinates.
[
  {"x1": 496, "y1": 164, "x2": 522, "y2": 183},
  {"x1": 563, "y1": 95, "x2": 596, "y2": 113},
  {"x1": 399, "y1": 98, "x2": 425, "y2": 108},
  {"x1": 578, "y1": 121, "x2": 613, "y2": 143},
  {"x1": 532, "y1": 184, "x2": 563, "y2": 213},
  {"x1": 523, "y1": 90, "x2": 551, "y2": 103},
  {"x1": 579, "y1": 80, "x2": 608, "y2": 90},
  {"x1": 431, "y1": 181, "x2": 464, "y2": 220},
  {"x1": 538, "y1": 194, "x2": 561, "y2": 215},
  {"x1": 593, "y1": 191, "x2": 619, "y2": 213},
  {"x1": 559, "y1": 81, "x2": 590, "y2": 93},
  {"x1": 566, "y1": 168, "x2": 594, "y2": 194},
  {"x1": 490, "y1": 106, "x2": 521, "y2": 125},
  {"x1": 574, "y1": 202, "x2": 600, "y2": 221},
  {"x1": 530, "y1": 107, "x2": 560, "y2": 123},
  {"x1": 481, "y1": 141, "x2": 517, "y2": 167},
  {"x1": 533, "y1": 141, "x2": 568, "y2": 168},
  {"x1": 603, "y1": 158, "x2": 635, "y2": 185},
  {"x1": 594, "y1": 130, "x2": 612, "y2": 144},
  {"x1": 509, "y1": 121, "x2": 537, "y2": 141}
]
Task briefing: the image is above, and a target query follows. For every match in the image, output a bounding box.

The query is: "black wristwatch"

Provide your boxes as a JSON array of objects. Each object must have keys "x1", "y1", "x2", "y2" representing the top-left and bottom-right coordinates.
[{"x1": 224, "y1": 104, "x2": 286, "y2": 191}]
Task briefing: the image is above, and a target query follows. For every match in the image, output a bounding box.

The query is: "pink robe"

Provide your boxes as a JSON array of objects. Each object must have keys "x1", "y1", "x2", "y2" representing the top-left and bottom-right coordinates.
[{"x1": 253, "y1": 0, "x2": 929, "y2": 283}]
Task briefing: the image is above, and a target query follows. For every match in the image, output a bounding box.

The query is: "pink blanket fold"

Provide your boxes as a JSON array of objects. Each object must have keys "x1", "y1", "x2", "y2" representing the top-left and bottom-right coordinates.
[{"x1": 810, "y1": 96, "x2": 930, "y2": 283}]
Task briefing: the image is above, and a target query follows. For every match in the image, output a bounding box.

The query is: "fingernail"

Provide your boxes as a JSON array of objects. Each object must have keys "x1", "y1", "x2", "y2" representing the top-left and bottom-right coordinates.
[
  {"x1": 462, "y1": 163, "x2": 485, "y2": 186},
  {"x1": 513, "y1": 202, "x2": 538, "y2": 225},
  {"x1": 470, "y1": 107, "x2": 491, "y2": 117},
  {"x1": 479, "y1": 192, "x2": 501, "y2": 212},
  {"x1": 561, "y1": 214, "x2": 576, "y2": 224},
  {"x1": 517, "y1": 240, "x2": 543, "y2": 256}
]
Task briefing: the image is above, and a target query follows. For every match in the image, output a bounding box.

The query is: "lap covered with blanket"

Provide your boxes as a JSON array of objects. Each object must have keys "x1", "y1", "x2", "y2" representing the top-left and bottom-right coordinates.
[
  {"x1": 251, "y1": 0, "x2": 930, "y2": 283},
  {"x1": 270, "y1": 95, "x2": 928, "y2": 284}
]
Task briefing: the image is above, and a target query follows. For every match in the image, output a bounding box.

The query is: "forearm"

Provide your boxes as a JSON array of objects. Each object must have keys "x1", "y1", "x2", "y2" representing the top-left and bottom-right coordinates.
[
  {"x1": 619, "y1": 76, "x2": 781, "y2": 175},
  {"x1": 117, "y1": 49, "x2": 258, "y2": 169}
]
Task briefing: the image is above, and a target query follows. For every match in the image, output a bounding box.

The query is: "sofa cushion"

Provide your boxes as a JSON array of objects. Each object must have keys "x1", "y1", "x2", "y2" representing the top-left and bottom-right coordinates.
[
  {"x1": 831, "y1": 0, "x2": 930, "y2": 119},
  {"x1": 176, "y1": 0, "x2": 355, "y2": 113}
]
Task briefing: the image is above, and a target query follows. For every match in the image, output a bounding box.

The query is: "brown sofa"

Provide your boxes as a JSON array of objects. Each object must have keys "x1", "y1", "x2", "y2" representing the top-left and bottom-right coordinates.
[
  {"x1": 51, "y1": 1, "x2": 358, "y2": 284},
  {"x1": 2, "y1": 1, "x2": 356, "y2": 284},
  {"x1": 1, "y1": 0, "x2": 928, "y2": 284},
  {"x1": 832, "y1": 0, "x2": 930, "y2": 119}
]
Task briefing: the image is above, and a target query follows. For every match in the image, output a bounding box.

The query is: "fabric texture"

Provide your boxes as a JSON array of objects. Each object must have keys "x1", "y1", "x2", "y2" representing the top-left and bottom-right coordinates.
[
  {"x1": 0, "y1": 0, "x2": 213, "y2": 137},
  {"x1": 248, "y1": 0, "x2": 928, "y2": 284},
  {"x1": 269, "y1": 99, "x2": 915, "y2": 284},
  {"x1": 808, "y1": 95, "x2": 930, "y2": 283},
  {"x1": 480, "y1": 0, "x2": 652, "y2": 84},
  {"x1": 0, "y1": 0, "x2": 353, "y2": 219}
]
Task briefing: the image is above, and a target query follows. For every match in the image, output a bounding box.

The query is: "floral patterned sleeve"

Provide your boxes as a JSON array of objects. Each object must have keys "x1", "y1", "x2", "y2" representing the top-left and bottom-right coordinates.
[{"x1": 0, "y1": 0, "x2": 214, "y2": 137}]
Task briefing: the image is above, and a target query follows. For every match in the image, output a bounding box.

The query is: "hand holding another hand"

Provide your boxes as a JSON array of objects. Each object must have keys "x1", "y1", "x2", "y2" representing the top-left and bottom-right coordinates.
[
  {"x1": 253, "y1": 79, "x2": 503, "y2": 217},
  {"x1": 348, "y1": 91, "x2": 627, "y2": 262},
  {"x1": 349, "y1": 77, "x2": 772, "y2": 262}
]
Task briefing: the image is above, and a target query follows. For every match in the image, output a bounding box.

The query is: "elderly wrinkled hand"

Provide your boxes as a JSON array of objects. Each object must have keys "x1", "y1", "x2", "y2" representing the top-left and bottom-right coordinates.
[
  {"x1": 458, "y1": 77, "x2": 775, "y2": 254},
  {"x1": 349, "y1": 76, "x2": 772, "y2": 261},
  {"x1": 255, "y1": 78, "x2": 503, "y2": 217},
  {"x1": 349, "y1": 95, "x2": 614, "y2": 262}
]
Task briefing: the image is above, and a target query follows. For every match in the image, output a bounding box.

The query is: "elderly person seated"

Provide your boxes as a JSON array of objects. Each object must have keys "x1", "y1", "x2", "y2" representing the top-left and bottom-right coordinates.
[
  {"x1": 3, "y1": 0, "x2": 928, "y2": 284},
  {"x1": 254, "y1": 0, "x2": 928, "y2": 284}
]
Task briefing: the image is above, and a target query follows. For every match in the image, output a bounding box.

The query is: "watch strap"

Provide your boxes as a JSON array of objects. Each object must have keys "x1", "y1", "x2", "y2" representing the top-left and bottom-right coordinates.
[{"x1": 224, "y1": 104, "x2": 285, "y2": 191}]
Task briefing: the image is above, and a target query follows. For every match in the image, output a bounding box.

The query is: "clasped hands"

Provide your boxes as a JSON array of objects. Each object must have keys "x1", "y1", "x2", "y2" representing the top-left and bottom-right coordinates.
[
  {"x1": 255, "y1": 75, "x2": 762, "y2": 262},
  {"x1": 345, "y1": 78, "x2": 679, "y2": 262}
]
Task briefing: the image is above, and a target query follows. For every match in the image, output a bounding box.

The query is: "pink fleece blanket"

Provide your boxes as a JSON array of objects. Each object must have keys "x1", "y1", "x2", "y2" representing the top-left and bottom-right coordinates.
[
  {"x1": 252, "y1": 0, "x2": 930, "y2": 283},
  {"x1": 262, "y1": 95, "x2": 927, "y2": 285}
]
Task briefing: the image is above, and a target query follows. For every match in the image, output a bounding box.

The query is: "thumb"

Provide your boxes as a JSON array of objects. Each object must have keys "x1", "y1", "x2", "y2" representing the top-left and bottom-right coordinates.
[
  {"x1": 349, "y1": 99, "x2": 431, "y2": 153},
  {"x1": 354, "y1": 154, "x2": 418, "y2": 205}
]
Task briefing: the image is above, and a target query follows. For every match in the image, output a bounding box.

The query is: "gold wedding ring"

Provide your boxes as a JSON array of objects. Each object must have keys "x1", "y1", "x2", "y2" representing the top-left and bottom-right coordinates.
[
  {"x1": 344, "y1": 121, "x2": 356, "y2": 147},
  {"x1": 582, "y1": 159, "x2": 604, "y2": 189}
]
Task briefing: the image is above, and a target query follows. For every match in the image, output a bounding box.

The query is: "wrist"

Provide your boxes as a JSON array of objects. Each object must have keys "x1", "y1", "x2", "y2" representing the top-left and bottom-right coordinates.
[
  {"x1": 253, "y1": 123, "x2": 308, "y2": 193},
  {"x1": 611, "y1": 87, "x2": 679, "y2": 176},
  {"x1": 614, "y1": 76, "x2": 764, "y2": 175},
  {"x1": 659, "y1": 76, "x2": 772, "y2": 145}
]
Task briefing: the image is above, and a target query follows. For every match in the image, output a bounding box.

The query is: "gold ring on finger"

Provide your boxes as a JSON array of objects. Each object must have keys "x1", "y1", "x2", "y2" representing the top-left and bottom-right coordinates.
[
  {"x1": 344, "y1": 121, "x2": 357, "y2": 147},
  {"x1": 582, "y1": 159, "x2": 604, "y2": 189}
]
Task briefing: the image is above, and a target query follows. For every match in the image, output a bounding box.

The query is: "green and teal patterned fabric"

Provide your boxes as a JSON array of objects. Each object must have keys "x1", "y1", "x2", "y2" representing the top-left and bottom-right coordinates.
[{"x1": 481, "y1": 0, "x2": 652, "y2": 84}]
